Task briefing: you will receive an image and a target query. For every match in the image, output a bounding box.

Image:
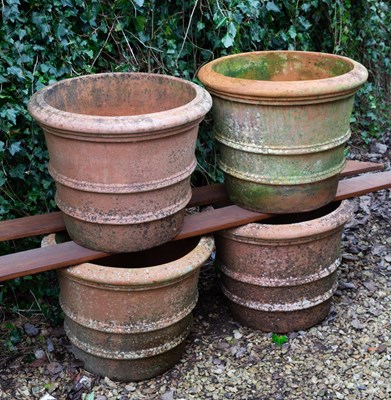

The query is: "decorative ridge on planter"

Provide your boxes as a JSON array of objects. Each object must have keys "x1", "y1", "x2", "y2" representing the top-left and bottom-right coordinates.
[
  {"x1": 221, "y1": 281, "x2": 339, "y2": 312},
  {"x1": 48, "y1": 159, "x2": 197, "y2": 193},
  {"x1": 198, "y1": 51, "x2": 368, "y2": 105},
  {"x1": 214, "y1": 128, "x2": 351, "y2": 154},
  {"x1": 64, "y1": 322, "x2": 192, "y2": 360},
  {"x1": 42, "y1": 234, "x2": 214, "y2": 287},
  {"x1": 28, "y1": 73, "x2": 212, "y2": 135},
  {"x1": 220, "y1": 200, "x2": 353, "y2": 242}
]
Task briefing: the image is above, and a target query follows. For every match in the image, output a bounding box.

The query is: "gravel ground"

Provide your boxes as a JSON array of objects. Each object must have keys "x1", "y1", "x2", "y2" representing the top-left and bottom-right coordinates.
[{"x1": 0, "y1": 133, "x2": 390, "y2": 400}]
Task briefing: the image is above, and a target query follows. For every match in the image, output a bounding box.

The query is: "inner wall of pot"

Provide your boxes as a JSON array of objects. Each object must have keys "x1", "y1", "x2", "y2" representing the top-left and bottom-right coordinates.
[
  {"x1": 44, "y1": 74, "x2": 196, "y2": 116},
  {"x1": 55, "y1": 233, "x2": 199, "y2": 268},
  {"x1": 262, "y1": 201, "x2": 341, "y2": 225},
  {"x1": 212, "y1": 52, "x2": 353, "y2": 81}
]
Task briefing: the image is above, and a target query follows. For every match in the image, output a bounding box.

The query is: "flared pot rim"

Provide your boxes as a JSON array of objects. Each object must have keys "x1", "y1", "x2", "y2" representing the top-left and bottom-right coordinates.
[
  {"x1": 28, "y1": 72, "x2": 212, "y2": 135},
  {"x1": 219, "y1": 200, "x2": 354, "y2": 241},
  {"x1": 198, "y1": 50, "x2": 368, "y2": 104},
  {"x1": 42, "y1": 234, "x2": 215, "y2": 286}
]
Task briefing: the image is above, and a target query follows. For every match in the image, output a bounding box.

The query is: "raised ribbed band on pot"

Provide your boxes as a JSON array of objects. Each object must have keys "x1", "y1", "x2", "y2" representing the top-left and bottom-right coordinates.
[
  {"x1": 221, "y1": 280, "x2": 338, "y2": 312},
  {"x1": 48, "y1": 159, "x2": 196, "y2": 193},
  {"x1": 219, "y1": 258, "x2": 341, "y2": 287},
  {"x1": 60, "y1": 293, "x2": 198, "y2": 333},
  {"x1": 40, "y1": 119, "x2": 204, "y2": 142},
  {"x1": 215, "y1": 129, "x2": 351, "y2": 154},
  {"x1": 219, "y1": 200, "x2": 354, "y2": 241},
  {"x1": 219, "y1": 158, "x2": 346, "y2": 185},
  {"x1": 64, "y1": 322, "x2": 191, "y2": 360}
]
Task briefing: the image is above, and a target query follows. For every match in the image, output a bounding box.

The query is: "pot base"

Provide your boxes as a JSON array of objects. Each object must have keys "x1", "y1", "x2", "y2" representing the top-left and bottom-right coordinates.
[
  {"x1": 71, "y1": 341, "x2": 186, "y2": 382},
  {"x1": 224, "y1": 174, "x2": 339, "y2": 213},
  {"x1": 65, "y1": 313, "x2": 193, "y2": 382},
  {"x1": 63, "y1": 210, "x2": 184, "y2": 252},
  {"x1": 227, "y1": 299, "x2": 332, "y2": 333}
]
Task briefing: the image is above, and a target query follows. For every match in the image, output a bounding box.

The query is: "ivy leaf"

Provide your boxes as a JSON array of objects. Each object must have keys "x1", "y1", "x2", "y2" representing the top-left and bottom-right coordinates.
[
  {"x1": 196, "y1": 21, "x2": 205, "y2": 32},
  {"x1": 5, "y1": 108, "x2": 18, "y2": 125},
  {"x1": 221, "y1": 21, "x2": 237, "y2": 48},
  {"x1": 6, "y1": 66, "x2": 24, "y2": 80},
  {"x1": 134, "y1": 16, "x2": 146, "y2": 32},
  {"x1": 9, "y1": 141, "x2": 22, "y2": 156},
  {"x1": 288, "y1": 26, "x2": 297, "y2": 40},
  {"x1": 266, "y1": 2, "x2": 281, "y2": 13},
  {"x1": 9, "y1": 164, "x2": 25, "y2": 179},
  {"x1": 215, "y1": 16, "x2": 228, "y2": 29},
  {"x1": 0, "y1": 74, "x2": 7, "y2": 84}
]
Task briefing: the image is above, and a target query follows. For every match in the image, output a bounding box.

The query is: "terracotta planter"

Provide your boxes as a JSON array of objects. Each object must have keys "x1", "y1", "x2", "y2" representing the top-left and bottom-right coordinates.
[
  {"x1": 216, "y1": 200, "x2": 353, "y2": 333},
  {"x1": 29, "y1": 73, "x2": 212, "y2": 252},
  {"x1": 198, "y1": 51, "x2": 367, "y2": 213},
  {"x1": 42, "y1": 234, "x2": 214, "y2": 381}
]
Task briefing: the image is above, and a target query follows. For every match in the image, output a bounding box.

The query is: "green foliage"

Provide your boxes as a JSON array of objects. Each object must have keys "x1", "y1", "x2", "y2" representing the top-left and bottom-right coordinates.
[
  {"x1": 271, "y1": 333, "x2": 288, "y2": 347},
  {"x1": 0, "y1": 0, "x2": 389, "y2": 319},
  {"x1": 2, "y1": 322, "x2": 23, "y2": 350}
]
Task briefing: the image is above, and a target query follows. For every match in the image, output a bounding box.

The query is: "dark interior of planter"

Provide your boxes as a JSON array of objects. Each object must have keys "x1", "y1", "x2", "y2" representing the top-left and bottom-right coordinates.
[
  {"x1": 263, "y1": 201, "x2": 341, "y2": 225},
  {"x1": 213, "y1": 52, "x2": 353, "y2": 81},
  {"x1": 55, "y1": 233, "x2": 200, "y2": 268},
  {"x1": 44, "y1": 74, "x2": 196, "y2": 116}
]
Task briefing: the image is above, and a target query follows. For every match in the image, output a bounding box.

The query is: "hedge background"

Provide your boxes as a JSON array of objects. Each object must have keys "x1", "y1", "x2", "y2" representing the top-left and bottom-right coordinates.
[{"x1": 0, "y1": 0, "x2": 389, "y2": 318}]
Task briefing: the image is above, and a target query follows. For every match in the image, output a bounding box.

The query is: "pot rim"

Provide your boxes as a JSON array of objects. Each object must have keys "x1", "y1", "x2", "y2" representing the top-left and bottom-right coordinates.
[
  {"x1": 42, "y1": 234, "x2": 215, "y2": 286},
  {"x1": 219, "y1": 200, "x2": 354, "y2": 241},
  {"x1": 198, "y1": 50, "x2": 368, "y2": 103},
  {"x1": 28, "y1": 72, "x2": 212, "y2": 135}
]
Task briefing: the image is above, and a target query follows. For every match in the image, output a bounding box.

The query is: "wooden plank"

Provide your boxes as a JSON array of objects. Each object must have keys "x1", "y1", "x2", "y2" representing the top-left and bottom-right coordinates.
[
  {"x1": 1, "y1": 170, "x2": 390, "y2": 282},
  {"x1": 335, "y1": 170, "x2": 391, "y2": 200},
  {"x1": 0, "y1": 242, "x2": 109, "y2": 282},
  {"x1": 0, "y1": 160, "x2": 383, "y2": 242},
  {"x1": 189, "y1": 160, "x2": 383, "y2": 207},
  {"x1": 341, "y1": 160, "x2": 383, "y2": 177},
  {"x1": 177, "y1": 170, "x2": 391, "y2": 240},
  {"x1": 189, "y1": 183, "x2": 226, "y2": 207},
  {"x1": 0, "y1": 212, "x2": 64, "y2": 242}
]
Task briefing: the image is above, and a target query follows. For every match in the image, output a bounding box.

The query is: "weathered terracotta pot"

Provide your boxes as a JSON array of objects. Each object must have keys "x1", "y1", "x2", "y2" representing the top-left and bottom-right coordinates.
[
  {"x1": 42, "y1": 234, "x2": 214, "y2": 381},
  {"x1": 29, "y1": 73, "x2": 212, "y2": 252},
  {"x1": 198, "y1": 51, "x2": 367, "y2": 213},
  {"x1": 216, "y1": 200, "x2": 353, "y2": 333}
]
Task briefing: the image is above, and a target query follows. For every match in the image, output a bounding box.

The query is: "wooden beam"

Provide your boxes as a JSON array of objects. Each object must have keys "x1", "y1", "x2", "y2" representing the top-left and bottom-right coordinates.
[
  {"x1": 0, "y1": 160, "x2": 383, "y2": 242},
  {"x1": 0, "y1": 212, "x2": 64, "y2": 242},
  {"x1": 340, "y1": 160, "x2": 383, "y2": 177},
  {"x1": 1, "y1": 169, "x2": 390, "y2": 282},
  {"x1": 0, "y1": 242, "x2": 108, "y2": 282}
]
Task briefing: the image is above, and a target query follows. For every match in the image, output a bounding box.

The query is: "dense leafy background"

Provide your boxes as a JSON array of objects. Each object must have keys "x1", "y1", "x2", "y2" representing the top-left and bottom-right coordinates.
[{"x1": 0, "y1": 0, "x2": 389, "y2": 318}]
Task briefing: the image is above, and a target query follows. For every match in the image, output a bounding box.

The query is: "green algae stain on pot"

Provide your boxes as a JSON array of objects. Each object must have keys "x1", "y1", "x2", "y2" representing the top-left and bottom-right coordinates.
[
  {"x1": 198, "y1": 51, "x2": 368, "y2": 213},
  {"x1": 213, "y1": 53, "x2": 287, "y2": 81}
]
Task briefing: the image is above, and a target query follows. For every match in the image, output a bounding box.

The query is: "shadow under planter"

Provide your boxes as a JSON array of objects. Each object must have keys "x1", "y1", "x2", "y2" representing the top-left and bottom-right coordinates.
[
  {"x1": 215, "y1": 200, "x2": 353, "y2": 333},
  {"x1": 42, "y1": 234, "x2": 215, "y2": 381}
]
